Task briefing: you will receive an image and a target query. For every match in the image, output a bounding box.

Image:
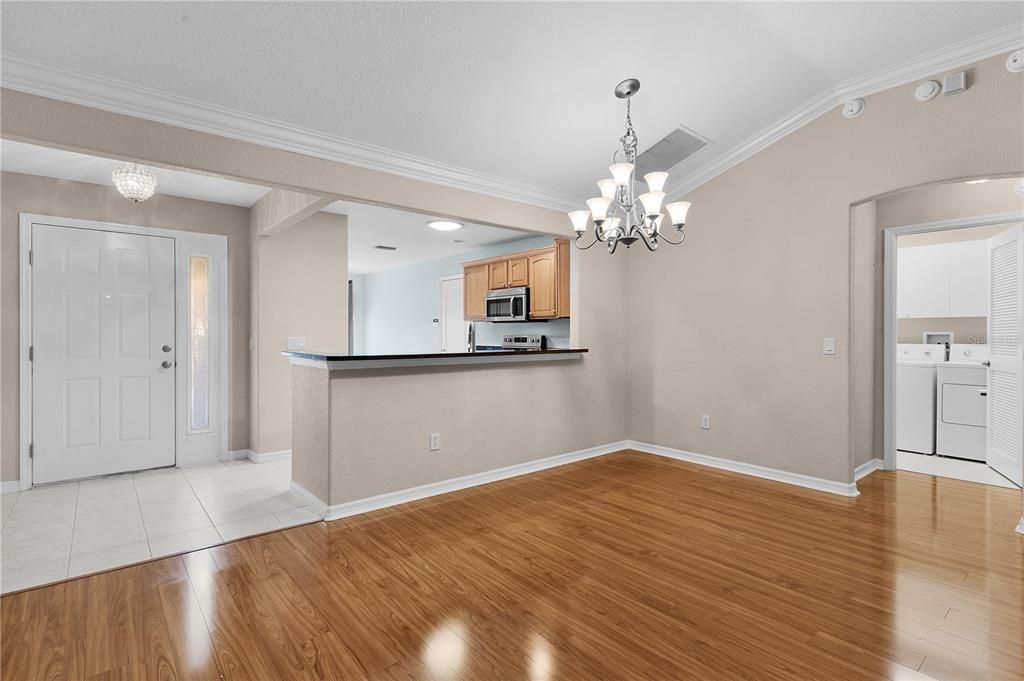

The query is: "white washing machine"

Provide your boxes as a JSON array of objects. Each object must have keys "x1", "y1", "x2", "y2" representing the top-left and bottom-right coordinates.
[
  {"x1": 936, "y1": 344, "x2": 990, "y2": 462},
  {"x1": 897, "y1": 343, "x2": 945, "y2": 455}
]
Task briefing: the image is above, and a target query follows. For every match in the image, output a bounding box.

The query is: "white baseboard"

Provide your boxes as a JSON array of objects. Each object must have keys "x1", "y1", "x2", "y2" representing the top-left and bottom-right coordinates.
[
  {"x1": 290, "y1": 480, "x2": 328, "y2": 519},
  {"x1": 627, "y1": 441, "x2": 860, "y2": 497},
  {"x1": 323, "y1": 441, "x2": 630, "y2": 521},
  {"x1": 1, "y1": 480, "x2": 22, "y2": 495},
  {"x1": 223, "y1": 449, "x2": 253, "y2": 461},
  {"x1": 854, "y1": 458, "x2": 885, "y2": 481},
  {"x1": 248, "y1": 449, "x2": 291, "y2": 464}
]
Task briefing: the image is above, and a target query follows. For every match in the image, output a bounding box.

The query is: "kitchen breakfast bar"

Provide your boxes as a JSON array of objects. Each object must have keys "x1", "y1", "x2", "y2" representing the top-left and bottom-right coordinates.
[{"x1": 282, "y1": 348, "x2": 590, "y2": 520}]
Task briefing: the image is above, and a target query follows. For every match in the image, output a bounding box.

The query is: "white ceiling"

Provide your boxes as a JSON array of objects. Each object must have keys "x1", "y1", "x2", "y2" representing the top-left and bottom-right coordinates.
[
  {"x1": 325, "y1": 200, "x2": 530, "y2": 275},
  {"x1": 1, "y1": 3, "x2": 1020, "y2": 205},
  {"x1": 1, "y1": 139, "x2": 270, "y2": 207}
]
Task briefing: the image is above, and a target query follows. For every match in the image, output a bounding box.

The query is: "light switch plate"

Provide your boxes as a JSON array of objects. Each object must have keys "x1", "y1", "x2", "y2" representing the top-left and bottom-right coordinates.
[
  {"x1": 429, "y1": 433, "x2": 441, "y2": 451},
  {"x1": 823, "y1": 337, "x2": 836, "y2": 355},
  {"x1": 701, "y1": 415, "x2": 711, "y2": 431}
]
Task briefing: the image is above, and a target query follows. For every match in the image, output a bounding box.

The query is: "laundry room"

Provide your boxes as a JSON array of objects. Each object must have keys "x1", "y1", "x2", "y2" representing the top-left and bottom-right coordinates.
[{"x1": 884, "y1": 178, "x2": 1023, "y2": 488}]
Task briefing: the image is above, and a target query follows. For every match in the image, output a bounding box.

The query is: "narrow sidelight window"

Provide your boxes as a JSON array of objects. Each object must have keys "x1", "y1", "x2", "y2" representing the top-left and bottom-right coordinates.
[{"x1": 189, "y1": 255, "x2": 210, "y2": 431}]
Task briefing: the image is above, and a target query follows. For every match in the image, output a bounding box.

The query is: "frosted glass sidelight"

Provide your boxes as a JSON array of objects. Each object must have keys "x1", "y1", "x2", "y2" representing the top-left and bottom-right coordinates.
[{"x1": 189, "y1": 256, "x2": 210, "y2": 431}]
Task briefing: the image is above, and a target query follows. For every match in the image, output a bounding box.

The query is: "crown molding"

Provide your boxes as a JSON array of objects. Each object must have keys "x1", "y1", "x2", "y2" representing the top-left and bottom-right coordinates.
[
  {"x1": 665, "y1": 22, "x2": 1024, "y2": 200},
  {"x1": 0, "y1": 53, "x2": 580, "y2": 213}
]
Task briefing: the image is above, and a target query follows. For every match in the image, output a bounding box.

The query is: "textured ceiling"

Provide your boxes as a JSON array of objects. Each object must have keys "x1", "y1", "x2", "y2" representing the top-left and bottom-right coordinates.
[{"x1": 1, "y1": 2, "x2": 1020, "y2": 202}]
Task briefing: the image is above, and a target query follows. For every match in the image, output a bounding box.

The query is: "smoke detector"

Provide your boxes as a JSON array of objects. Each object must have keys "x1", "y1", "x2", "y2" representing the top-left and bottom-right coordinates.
[
  {"x1": 1007, "y1": 50, "x2": 1024, "y2": 74},
  {"x1": 842, "y1": 99, "x2": 865, "y2": 119},
  {"x1": 914, "y1": 80, "x2": 940, "y2": 102}
]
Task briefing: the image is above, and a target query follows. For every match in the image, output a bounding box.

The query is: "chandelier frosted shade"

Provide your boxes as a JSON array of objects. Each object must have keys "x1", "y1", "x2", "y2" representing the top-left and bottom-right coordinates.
[
  {"x1": 609, "y1": 163, "x2": 634, "y2": 186},
  {"x1": 665, "y1": 201, "x2": 692, "y2": 226},
  {"x1": 586, "y1": 197, "x2": 612, "y2": 221},
  {"x1": 568, "y1": 210, "x2": 591, "y2": 233},
  {"x1": 597, "y1": 178, "x2": 617, "y2": 200},
  {"x1": 644, "y1": 172, "x2": 668, "y2": 193},
  {"x1": 112, "y1": 163, "x2": 157, "y2": 202},
  {"x1": 638, "y1": 191, "x2": 665, "y2": 217}
]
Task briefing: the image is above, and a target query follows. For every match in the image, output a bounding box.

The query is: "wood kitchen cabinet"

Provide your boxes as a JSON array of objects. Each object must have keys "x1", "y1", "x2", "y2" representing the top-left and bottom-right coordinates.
[
  {"x1": 528, "y1": 250, "x2": 557, "y2": 318},
  {"x1": 508, "y1": 257, "x2": 529, "y2": 287},
  {"x1": 463, "y1": 239, "x2": 570, "y2": 320},
  {"x1": 488, "y1": 260, "x2": 509, "y2": 290},
  {"x1": 464, "y1": 264, "x2": 488, "y2": 320}
]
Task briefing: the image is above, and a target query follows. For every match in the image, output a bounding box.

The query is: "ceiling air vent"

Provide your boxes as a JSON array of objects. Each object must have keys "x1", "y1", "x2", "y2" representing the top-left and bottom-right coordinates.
[
  {"x1": 373, "y1": 244, "x2": 398, "y2": 251},
  {"x1": 634, "y1": 125, "x2": 710, "y2": 178}
]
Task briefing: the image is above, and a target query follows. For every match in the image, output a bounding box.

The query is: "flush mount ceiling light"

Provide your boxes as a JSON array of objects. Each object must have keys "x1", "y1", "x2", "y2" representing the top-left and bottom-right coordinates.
[
  {"x1": 111, "y1": 162, "x2": 157, "y2": 202},
  {"x1": 569, "y1": 78, "x2": 692, "y2": 254},
  {"x1": 427, "y1": 220, "x2": 463, "y2": 232},
  {"x1": 964, "y1": 178, "x2": 990, "y2": 185}
]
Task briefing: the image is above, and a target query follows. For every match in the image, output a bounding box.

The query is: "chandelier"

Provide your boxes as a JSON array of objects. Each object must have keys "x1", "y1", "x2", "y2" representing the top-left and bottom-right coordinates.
[
  {"x1": 112, "y1": 163, "x2": 158, "y2": 202},
  {"x1": 568, "y1": 79, "x2": 691, "y2": 253}
]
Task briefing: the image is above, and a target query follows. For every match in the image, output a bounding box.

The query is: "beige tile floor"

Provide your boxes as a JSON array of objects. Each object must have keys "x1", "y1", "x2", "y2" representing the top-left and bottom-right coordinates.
[{"x1": 0, "y1": 456, "x2": 321, "y2": 594}]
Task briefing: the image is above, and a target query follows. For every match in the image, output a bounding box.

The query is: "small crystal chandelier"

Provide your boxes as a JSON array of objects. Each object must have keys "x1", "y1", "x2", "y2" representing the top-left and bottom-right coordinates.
[
  {"x1": 112, "y1": 163, "x2": 158, "y2": 202},
  {"x1": 569, "y1": 79, "x2": 691, "y2": 253}
]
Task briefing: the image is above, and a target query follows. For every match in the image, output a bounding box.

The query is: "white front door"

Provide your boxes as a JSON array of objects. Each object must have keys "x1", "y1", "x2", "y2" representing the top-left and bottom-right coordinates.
[
  {"x1": 31, "y1": 224, "x2": 177, "y2": 484},
  {"x1": 440, "y1": 276, "x2": 467, "y2": 353},
  {"x1": 986, "y1": 224, "x2": 1023, "y2": 487}
]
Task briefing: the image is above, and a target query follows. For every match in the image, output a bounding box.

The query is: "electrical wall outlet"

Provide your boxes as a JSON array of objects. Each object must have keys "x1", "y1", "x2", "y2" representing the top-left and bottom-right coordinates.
[
  {"x1": 429, "y1": 433, "x2": 441, "y2": 451},
  {"x1": 286, "y1": 336, "x2": 306, "y2": 351},
  {"x1": 701, "y1": 415, "x2": 711, "y2": 431}
]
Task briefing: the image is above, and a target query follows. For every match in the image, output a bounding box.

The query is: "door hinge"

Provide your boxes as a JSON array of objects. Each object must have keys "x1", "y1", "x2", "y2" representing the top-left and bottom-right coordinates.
[
  {"x1": 28, "y1": 346, "x2": 33, "y2": 361},
  {"x1": 28, "y1": 443, "x2": 34, "y2": 459}
]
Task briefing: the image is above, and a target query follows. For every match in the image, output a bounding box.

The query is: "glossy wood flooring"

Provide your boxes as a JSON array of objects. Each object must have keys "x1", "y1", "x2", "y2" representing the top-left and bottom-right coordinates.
[{"x1": 2, "y1": 450, "x2": 1022, "y2": 680}]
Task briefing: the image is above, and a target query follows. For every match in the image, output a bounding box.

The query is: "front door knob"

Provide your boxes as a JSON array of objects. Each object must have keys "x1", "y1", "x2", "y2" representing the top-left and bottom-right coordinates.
[
  {"x1": 162, "y1": 344, "x2": 172, "y2": 352},
  {"x1": 161, "y1": 360, "x2": 173, "y2": 369}
]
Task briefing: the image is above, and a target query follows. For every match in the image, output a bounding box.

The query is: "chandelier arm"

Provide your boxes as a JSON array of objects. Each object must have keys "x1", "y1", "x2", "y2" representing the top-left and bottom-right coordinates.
[
  {"x1": 573, "y1": 233, "x2": 602, "y2": 251},
  {"x1": 635, "y1": 229, "x2": 658, "y2": 252},
  {"x1": 656, "y1": 227, "x2": 687, "y2": 245}
]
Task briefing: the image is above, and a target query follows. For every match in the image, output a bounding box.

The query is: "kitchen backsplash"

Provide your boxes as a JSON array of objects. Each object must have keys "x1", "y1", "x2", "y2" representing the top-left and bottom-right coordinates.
[{"x1": 474, "y1": 319, "x2": 571, "y2": 349}]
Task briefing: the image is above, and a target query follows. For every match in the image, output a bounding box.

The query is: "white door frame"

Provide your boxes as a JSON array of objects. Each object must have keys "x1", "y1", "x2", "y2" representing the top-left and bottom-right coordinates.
[
  {"x1": 439, "y1": 274, "x2": 466, "y2": 353},
  {"x1": 19, "y1": 213, "x2": 229, "y2": 489},
  {"x1": 882, "y1": 210, "x2": 1024, "y2": 472}
]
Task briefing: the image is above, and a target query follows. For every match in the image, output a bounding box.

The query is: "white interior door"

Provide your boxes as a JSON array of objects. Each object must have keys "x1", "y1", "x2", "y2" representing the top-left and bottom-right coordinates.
[
  {"x1": 986, "y1": 224, "x2": 1023, "y2": 486},
  {"x1": 440, "y1": 276, "x2": 467, "y2": 353},
  {"x1": 31, "y1": 224, "x2": 176, "y2": 484}
]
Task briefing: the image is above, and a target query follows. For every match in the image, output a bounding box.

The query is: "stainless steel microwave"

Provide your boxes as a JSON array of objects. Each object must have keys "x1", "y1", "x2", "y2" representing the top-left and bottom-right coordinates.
[{"x1": 485, "y1": 287, "x2": 528, "y2": 322}]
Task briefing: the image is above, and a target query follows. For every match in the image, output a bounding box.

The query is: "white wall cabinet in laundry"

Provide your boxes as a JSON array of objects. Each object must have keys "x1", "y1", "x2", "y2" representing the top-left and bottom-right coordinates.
[{"x1": 897, "y1": 240, "x2": 989, "y2": 319}]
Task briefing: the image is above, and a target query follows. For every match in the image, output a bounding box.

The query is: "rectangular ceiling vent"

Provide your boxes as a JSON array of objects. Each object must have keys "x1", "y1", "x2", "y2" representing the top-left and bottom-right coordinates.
[
  {"x1": 634, "y1": 125, "x2": 710, "y2": 178},
  {"x1": 373, "y1": 244, "x2": 398, "y2": 251}
]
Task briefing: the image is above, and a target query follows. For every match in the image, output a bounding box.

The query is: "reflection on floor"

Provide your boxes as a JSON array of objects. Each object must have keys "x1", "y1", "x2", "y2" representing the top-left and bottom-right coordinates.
[
  {"x1": 0, "y1": 456, "x2": 320, "y2": 594},
  {"x1": 897, "y1": 450, "x2": 1018, "y2": 489},
  {"x1": 2, "y1": 451, "x2": 1021, "y2": 680}
]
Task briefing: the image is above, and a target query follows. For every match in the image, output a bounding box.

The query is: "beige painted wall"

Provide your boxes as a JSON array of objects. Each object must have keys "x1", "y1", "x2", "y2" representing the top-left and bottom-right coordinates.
[
  {"x1": 878, "y1": 178, "x2": 1023, "y2": 230},
  {"x1": 629, "y1": 53, "x2": 1023, "y2": 483},
  {"x1": 0, "y1": 171, "x2": 251, "y2": 482},
  {"x1": 254, "y1": 211, "x2": 347, "y2": 454},
  {"x1": 322, "y1": 246, "x2": 628, "y2": 505}
]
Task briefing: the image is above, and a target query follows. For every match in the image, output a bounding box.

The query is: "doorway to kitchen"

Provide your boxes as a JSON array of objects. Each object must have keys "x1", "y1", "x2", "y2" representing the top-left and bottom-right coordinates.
[
  {"x1": 883, "y1": 212, "x2": 1023, "y2": 489},
  {"x1": 19, "y1": 214, "x2": 229, "y2": 489}
]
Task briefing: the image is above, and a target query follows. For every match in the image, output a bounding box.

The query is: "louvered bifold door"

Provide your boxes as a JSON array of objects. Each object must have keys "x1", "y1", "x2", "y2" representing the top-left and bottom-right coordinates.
[{"x1": 986, "y1": 224, "x2": 1023, "y2": 487}]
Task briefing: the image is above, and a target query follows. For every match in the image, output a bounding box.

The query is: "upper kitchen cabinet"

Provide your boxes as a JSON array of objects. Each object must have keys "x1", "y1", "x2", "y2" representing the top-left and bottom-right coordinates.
[
  {"x1": 488, "y1": 260, "x2": 509, "y2": 290},
  {"x1": 896, "y1": 239, "x2": 989, "y2": 319},
  {"x1": 508, "y1": 256, "x2": 529, "y2": 287},
  {"x1": 462, "y1": 239, "x2": 570, "y2": 321},
  {"x1": 528, "y1": 249, "x2": 557, "y2": 318},
  {"x1": 464, "y1": 264, "x2": 488, "y2": 320}
]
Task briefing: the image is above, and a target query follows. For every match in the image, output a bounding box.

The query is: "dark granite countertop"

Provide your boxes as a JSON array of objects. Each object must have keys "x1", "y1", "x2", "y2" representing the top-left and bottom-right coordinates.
[{"x1": 282, "y1": 348, "x2": 588, "y2": 362}]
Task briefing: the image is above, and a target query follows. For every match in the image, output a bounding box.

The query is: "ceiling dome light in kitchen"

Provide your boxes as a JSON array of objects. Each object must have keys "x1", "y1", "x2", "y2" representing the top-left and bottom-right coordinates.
[
  {"x1": 569, "y1": 78, "x2": 692, "y2": 254},
  {"x1": 428, "y1": 220, "x2": 463, "y2": 231}
]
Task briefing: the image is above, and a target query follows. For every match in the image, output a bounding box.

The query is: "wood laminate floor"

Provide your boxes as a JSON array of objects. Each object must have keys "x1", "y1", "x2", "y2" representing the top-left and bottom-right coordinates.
[{"x1": 2, "y1": 450, "x2": 1022, "y2": 680}]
